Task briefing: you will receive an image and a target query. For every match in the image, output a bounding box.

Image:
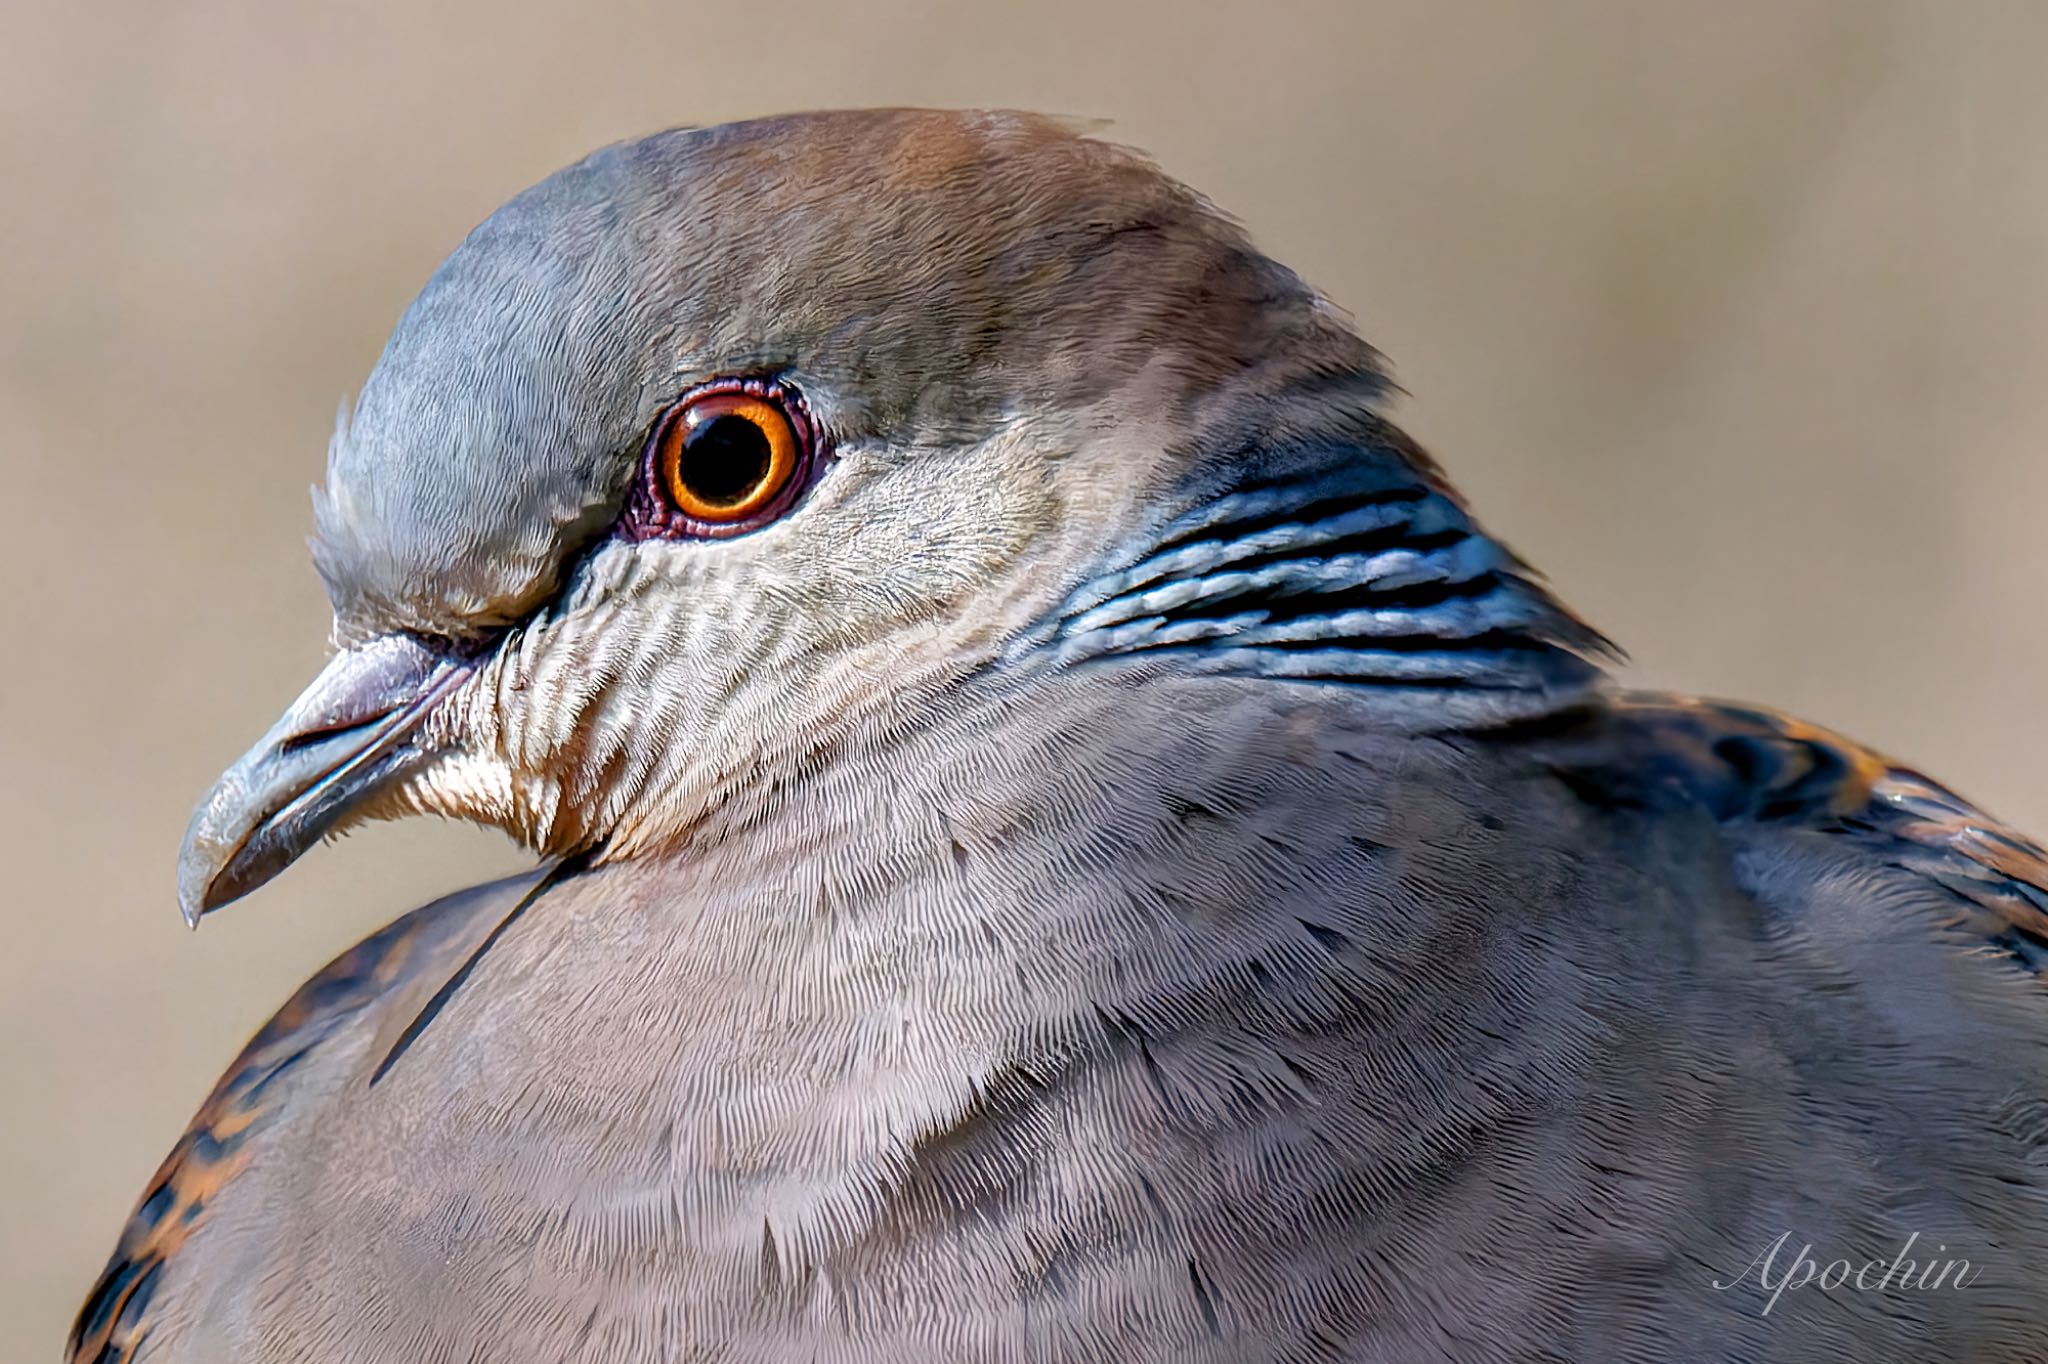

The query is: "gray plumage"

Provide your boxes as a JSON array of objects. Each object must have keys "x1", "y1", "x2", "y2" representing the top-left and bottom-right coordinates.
[{"x1": 78, "y1": 109, "x2": 2048, "y2": 1363}]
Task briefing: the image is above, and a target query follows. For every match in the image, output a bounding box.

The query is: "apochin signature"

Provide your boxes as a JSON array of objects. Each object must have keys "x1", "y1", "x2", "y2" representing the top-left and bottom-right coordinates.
[{"x1": 1714, "y1": 1232, "x2": 1980, "y2": 1315}]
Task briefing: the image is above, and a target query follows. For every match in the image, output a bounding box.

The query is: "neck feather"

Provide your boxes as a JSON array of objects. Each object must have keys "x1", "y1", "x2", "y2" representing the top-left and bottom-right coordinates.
[{"x1": 1020, "y1": 417, "x2": 1615, "y2": 727}]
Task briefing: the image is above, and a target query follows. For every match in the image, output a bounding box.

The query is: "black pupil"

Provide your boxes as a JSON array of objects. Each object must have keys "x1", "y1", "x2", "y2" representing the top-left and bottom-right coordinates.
[{"x1": 680, "y1": 414, "x2": 772, "y2": 507}]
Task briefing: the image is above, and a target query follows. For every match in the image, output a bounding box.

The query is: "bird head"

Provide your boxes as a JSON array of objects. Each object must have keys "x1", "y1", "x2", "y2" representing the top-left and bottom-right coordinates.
[{"x1": 178, "y1": 108, "x2": 1598, "y2": 923}]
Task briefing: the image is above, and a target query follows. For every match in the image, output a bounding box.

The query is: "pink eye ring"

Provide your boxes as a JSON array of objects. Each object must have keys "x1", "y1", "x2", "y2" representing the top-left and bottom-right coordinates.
[{"x1": 624, "y1": 378, "x2": 819, "y2": 539}]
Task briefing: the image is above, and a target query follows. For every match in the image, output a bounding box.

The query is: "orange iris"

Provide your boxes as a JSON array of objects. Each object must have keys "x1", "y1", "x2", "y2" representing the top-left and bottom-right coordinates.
[{"x1": 656, "y1": 391, "x2": 801, "y2": 524}]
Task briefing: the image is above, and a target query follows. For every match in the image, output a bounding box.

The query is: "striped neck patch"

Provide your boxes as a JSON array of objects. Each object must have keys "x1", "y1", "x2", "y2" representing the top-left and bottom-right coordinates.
[{"x1": 1022, "y1": 447, "x2": 1614, "y2": 720}]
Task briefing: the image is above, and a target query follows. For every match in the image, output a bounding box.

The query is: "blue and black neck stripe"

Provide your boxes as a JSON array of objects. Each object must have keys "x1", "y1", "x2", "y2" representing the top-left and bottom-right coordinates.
[{"x1": 1028, "y1": 435, "x2": 1616, "y2": 725}]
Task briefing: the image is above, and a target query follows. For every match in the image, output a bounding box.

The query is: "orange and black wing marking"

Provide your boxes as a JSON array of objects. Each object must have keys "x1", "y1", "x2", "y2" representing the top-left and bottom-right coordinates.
[
  {"x1": 1605, "y1": 693, "x2": 2048, "y2": 975},
  {"x1": 67, "y1": 870, "x2": 553, "y2": 1364}
]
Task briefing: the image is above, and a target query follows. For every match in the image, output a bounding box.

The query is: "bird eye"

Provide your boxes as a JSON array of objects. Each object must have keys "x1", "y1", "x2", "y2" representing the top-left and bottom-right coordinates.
[
  {"x1": 621, "y1": 379, "x2": 818, "y2": 540},
  {"x1": 656, "y1": 387, "x2": 804, "y2": 525}
]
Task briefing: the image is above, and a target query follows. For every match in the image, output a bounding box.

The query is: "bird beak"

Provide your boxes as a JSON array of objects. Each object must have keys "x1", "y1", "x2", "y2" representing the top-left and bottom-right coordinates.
[{"x1": 177, "y1": 633, "x2": 474, "y2": 924}]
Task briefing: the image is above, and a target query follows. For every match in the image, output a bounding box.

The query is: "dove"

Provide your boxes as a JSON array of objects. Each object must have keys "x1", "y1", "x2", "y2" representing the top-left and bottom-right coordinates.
[{"x1": 73, "y1": 108, "x2": 2048, "y2": 1363}]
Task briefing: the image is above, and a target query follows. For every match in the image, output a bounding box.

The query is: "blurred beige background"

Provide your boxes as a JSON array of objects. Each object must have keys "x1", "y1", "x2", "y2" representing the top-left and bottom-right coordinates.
[{"x1": 3, "y1": 0, "x2": 2044, "y2": 1346}]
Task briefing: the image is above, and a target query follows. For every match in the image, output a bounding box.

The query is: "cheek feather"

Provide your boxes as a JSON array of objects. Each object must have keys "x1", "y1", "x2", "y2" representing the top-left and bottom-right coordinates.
[{"x1": 365, "y1": 420, "x2": 1129, "y2": 860}]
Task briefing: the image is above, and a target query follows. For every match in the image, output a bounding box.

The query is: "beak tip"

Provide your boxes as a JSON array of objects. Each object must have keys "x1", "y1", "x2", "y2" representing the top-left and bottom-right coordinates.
[{"x1": 176, "y1": 820, "x2": 233, "y2": 927}]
